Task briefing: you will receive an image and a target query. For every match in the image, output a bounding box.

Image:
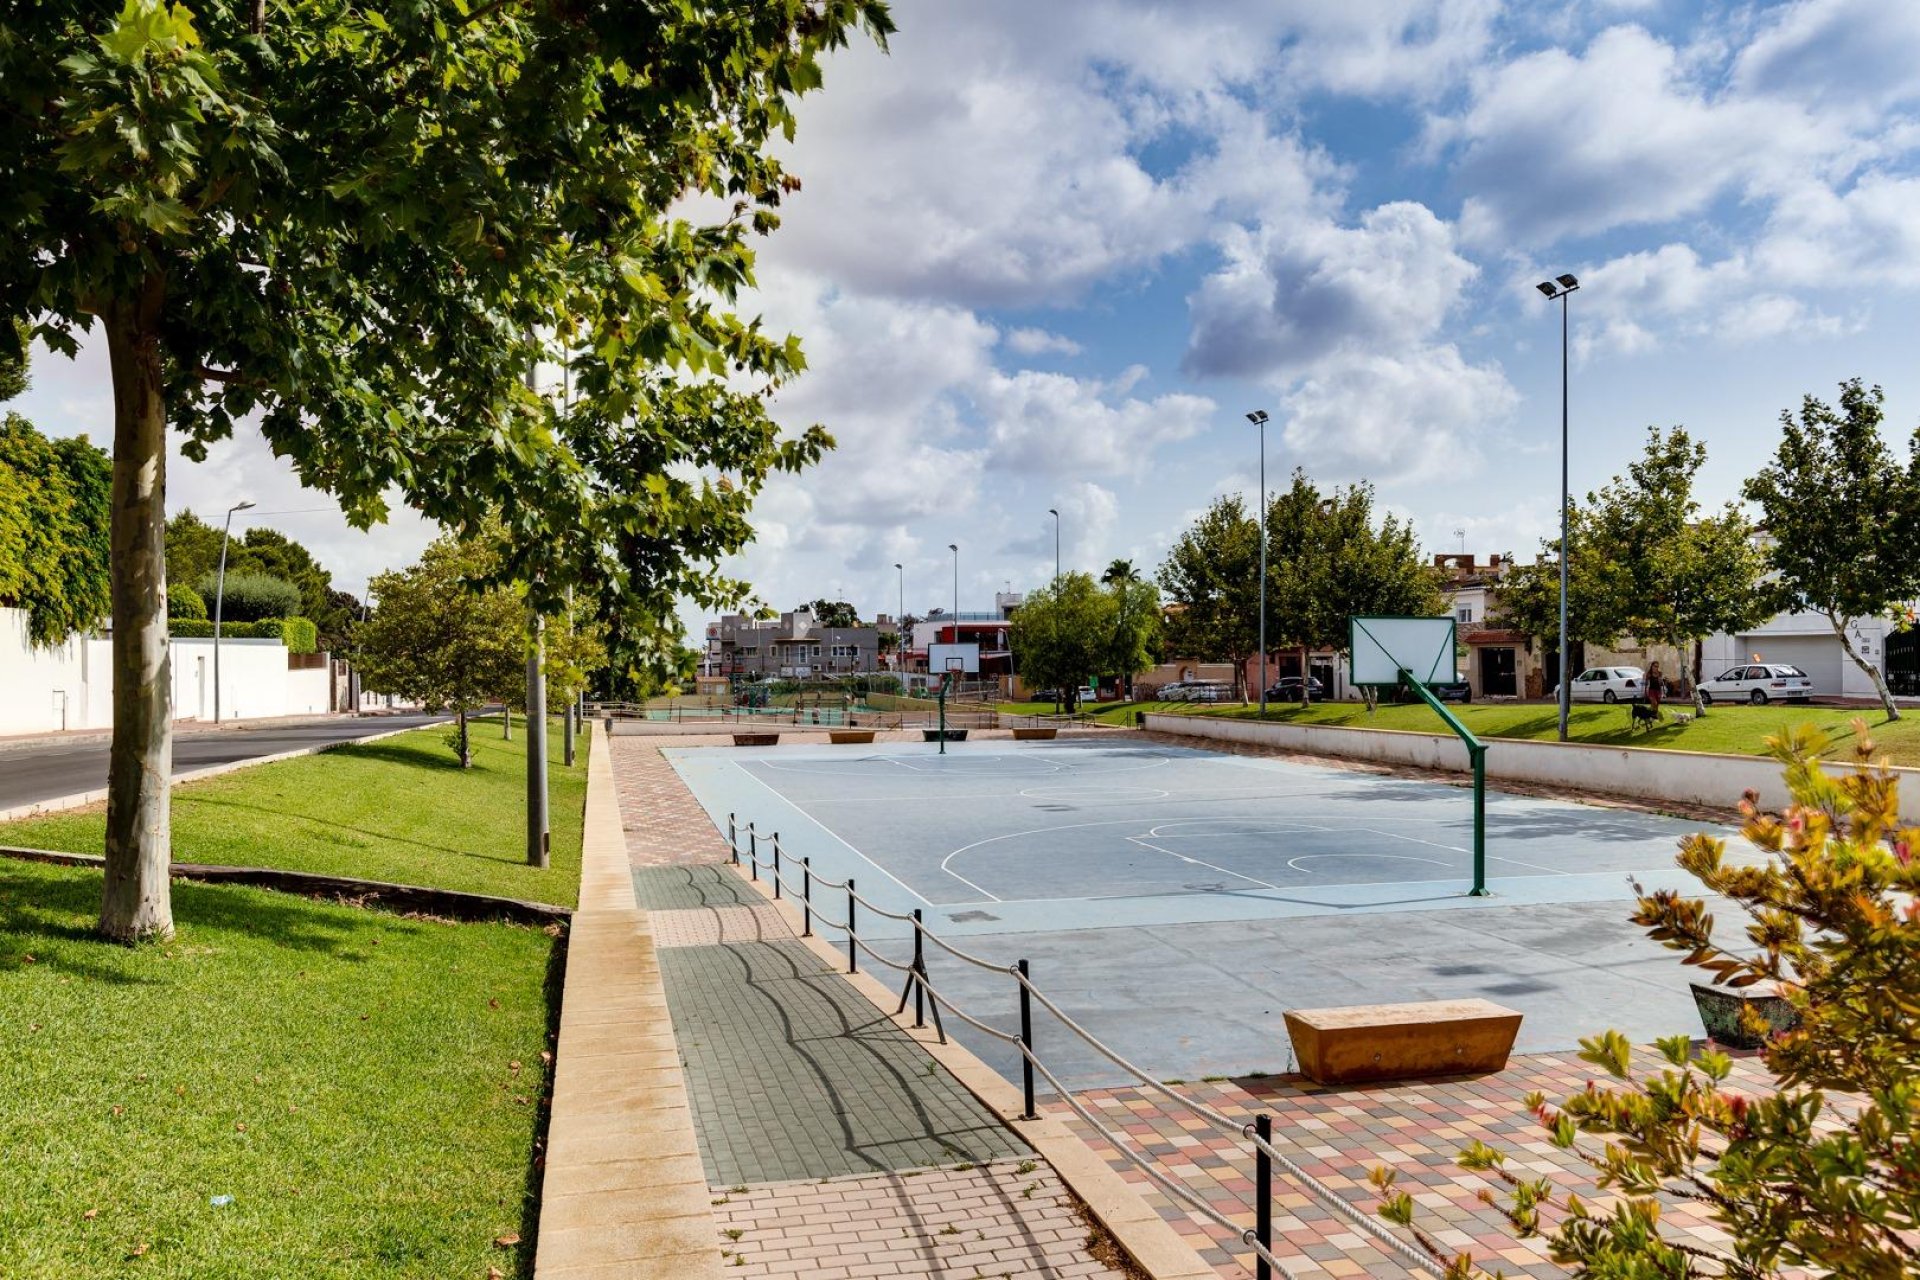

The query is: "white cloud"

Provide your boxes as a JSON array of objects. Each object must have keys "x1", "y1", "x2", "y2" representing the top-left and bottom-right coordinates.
[
  {"x1": 980, "y1": 368, "x2": 1216, "y2": 478},
  {"x1": 1733, "y1": 0, "x2": 1920, "y2": 117},
  {"x1": 1004, "y1": 327, "x2": 1083, "y2": 357},
  {"x1": 1277, "y1": 346, "x2": 1519, "y2": 483}
]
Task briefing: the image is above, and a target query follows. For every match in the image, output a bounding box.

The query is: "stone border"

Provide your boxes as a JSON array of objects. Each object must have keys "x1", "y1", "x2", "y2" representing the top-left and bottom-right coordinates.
[
  {"x1": 1143, "y1": 710, "x2": 1920, "y2": 822},
  {"x1": 534, "y1": 728, "x2": 721, "y2": 1279},
  {"x1": 721, "y1": 862, "x2": 1218, "y2": 1280},
  {"x1": 0, "y1": 718, "x2": 447, "y2": 825}
]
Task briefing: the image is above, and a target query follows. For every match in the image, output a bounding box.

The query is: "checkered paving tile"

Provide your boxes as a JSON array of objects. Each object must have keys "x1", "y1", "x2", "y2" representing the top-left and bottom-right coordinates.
[
  {"x1": 1056, "y1": 1050, "x2": 1778, "y2": 1278},
  {"x1": 609, "y1": 735, "x2": 737, "y2": 867},
  {"x1": 651, "y1": 903, "x2": 793, "y2": 949},
  {"x1": 712, "y1": 1158, "x2": 1123, "y2": 1278}
]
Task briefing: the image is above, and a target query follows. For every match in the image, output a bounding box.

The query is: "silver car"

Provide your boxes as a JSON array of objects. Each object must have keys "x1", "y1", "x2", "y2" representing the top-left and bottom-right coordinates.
[
  {"x1": 1698, "y1": 663, "x2": 1813, "y2": 705},
  {"x1": 1553, "y1": 667, "x2": 1645, "y2": 703}
]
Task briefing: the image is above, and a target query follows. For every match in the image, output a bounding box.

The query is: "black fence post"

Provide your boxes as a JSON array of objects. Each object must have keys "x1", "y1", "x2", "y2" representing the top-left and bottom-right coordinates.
[
  {"x1": 1017, "y1": 958, "x2": 1035, "y2": 1120},
  {"x1": 911, "y1": 909, "x2": 926, "y2": 1029},
  {"x1": 772, "y1": 833, "x2": 782, "y2": 900},
  {"x1": 748, "y1": 827, "x2": 758, "y2": 881},
  {"x1": 1255, "y1": 1113, "x2": 1273, "y2": 1280},
  {"x1": 727, "y1": 813, "x2": 737, "y2": 865},
  {"x1": 847, "y1": 878, "x2": 858, "y2": 974},
  {"x1": 802, "y1": 857, "x2": 812, "y2": 937}
]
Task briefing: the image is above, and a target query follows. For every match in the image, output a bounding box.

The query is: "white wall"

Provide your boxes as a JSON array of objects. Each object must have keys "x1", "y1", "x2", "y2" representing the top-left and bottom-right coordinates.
[
  {"x1": 1142, "y1": 713, "x2": 1920, "y2": 824},
  {"x1": 1703, "y1": 611, "x2": 1892, "y2": 700},
  {"x1": 0, "y1": 608, "x2": 93, "y2": 734}
]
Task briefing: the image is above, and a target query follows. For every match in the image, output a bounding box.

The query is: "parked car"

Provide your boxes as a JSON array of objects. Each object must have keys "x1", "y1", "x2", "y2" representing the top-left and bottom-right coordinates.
[
  {"x1": 1385, "y1": 679, "x2": 1472, "y2": 703},
  {"x1": 1263, "y1": 677, "x2": 1325, "y2": 702},
  {"x1": 1550, "y1": 667, "x2": 1645, "y2": 703},
  {"x1": 1697, "y1": 663, "x2": 1814, "y2": 705},
  {"x1": 1167, "y1": 681, "x2": 1231, "y2": 703}
]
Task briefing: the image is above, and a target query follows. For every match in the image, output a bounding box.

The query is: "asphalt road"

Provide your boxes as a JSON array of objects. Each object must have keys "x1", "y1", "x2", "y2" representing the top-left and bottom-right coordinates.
[{"x1": 0, "y1": 714, "x2": 447, "y2": 815}]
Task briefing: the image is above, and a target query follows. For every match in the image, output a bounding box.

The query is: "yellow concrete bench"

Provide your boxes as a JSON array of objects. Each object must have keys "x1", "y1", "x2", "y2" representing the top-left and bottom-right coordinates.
[
  {"x1": 1283, "y1": 999, "x2": 1522, "y2": 1085},
  {"x1": 1012, "y1": 727, "x2": 1058, "y2": 740},
  {"x1": 731, "y1": 732, "x2": 779, "y2": 747},
  {"x1": 829, "y1": 729, "x2": 877, "y2": 744}
]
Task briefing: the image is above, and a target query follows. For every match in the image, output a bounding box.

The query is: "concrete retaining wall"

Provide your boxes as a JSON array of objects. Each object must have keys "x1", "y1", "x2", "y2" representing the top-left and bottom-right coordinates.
[{"x1": 1143, "y1": 712, "x2": 1920, "y2": 823}]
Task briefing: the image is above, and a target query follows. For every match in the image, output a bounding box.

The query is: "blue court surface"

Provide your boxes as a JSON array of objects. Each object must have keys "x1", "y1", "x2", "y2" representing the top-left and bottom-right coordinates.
[{"x1": 667, "y1": 738, "x2": 1759, "y2": 1088}]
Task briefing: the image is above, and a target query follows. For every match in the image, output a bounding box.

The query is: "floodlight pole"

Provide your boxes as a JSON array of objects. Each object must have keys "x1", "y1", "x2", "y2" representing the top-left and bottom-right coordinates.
[
  {"x1": 1538, "y1": 275, "x2": 1580, "y2": 742},
  {"x1": 1400, "y1": 667, "x2": 1489, "y2": 896},
  {"x1": 1048, "y1": 508, "x2": 1060, "y2": 584},
  {"x1": 212, "y1": 498, "x2": 255, "y2": 725},
  {"x1": 1247, "y1": 410, "x2": 1270, "y2": 713}
]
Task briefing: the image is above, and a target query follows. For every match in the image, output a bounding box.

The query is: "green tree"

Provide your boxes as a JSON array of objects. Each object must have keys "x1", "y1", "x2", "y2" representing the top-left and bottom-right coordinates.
[
  {"x1": 4, "y1": 0, "x2": 890, "y2": 939},
  {"x1": 166, "y1": 582, "x2": 205, "y2": 621},
  {"x1": 805, "y1": 599, "x2": 862, "y2": 628},
  {"x1": 1744, "y1": 379, "x2": 1920, "y2": 720},
  {"x1": 356, "y1": 538, "x2": 526, "y2": 769},
  {"x1": 1009, "y1": 572, "x2": 1114, "y2": 711},
  {"x1": 1158, "y1": 496, "x2": 1262, "y2": 701},
  {"x1": 1378, "y1": 724, "x2": 1920, "y2": 1278},
  {"x1": 193, "y1": 570, "x2": 301, "y2": 623},
  {"x1": 1103, "y1": 576, "x2": 1161, "y2": 700},
  {"x1": 1101, "y1": 559, "x2": 1138, "y2": 586},
  {"x1": 0, "y1": 414, "x2": 112, "y2": 648}
]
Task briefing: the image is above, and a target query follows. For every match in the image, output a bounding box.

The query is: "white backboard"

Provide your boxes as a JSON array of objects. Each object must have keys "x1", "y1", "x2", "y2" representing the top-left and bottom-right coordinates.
[
  {"x1": 928, "y1": 641, "x2": 981, "y2": 674},
  {"x1": 1349, "y1": 617, "x2": 1457, "y2": 687}
]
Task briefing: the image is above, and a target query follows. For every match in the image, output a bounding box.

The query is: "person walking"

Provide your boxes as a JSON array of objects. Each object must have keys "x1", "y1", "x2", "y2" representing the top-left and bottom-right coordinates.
[{"x1": 1646, "y1": 660, "x2": 1664, "y2": 714}]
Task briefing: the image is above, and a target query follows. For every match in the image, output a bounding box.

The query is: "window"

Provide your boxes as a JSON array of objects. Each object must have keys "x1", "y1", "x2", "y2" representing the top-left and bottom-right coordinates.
[{"x1": 1455, "y1": 605, "x2": 1474, "y2": 623}]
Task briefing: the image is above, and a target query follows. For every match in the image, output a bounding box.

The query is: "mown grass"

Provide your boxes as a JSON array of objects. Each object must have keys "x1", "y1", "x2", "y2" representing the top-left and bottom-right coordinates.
[
  {"x1": 0, "y1": 857, "x2": 555, "y2": 1279},
  {"x1": 1179, "y1": 699, "x2": 1920, "y2": 765},
  {"x1": 0, "y1": 716, "x2": 588, "y2": 907}
]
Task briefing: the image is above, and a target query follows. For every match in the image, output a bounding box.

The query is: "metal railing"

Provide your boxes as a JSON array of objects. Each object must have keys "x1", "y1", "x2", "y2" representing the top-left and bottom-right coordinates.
[{"x1": 721, "y1": 814, "x2": 1442, "y2": 1280}]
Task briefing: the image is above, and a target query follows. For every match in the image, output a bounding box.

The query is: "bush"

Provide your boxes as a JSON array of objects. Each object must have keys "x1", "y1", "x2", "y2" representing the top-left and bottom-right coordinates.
[
  {"x1": 195, "y1": 570, "x2": 301, "y2": 622},
  {"x1": 165, "y1": 616, "x2": 318, "y2": 653},
  {"x1": 1376, "y1": 721, "x2": 1920, "y2": 1279},
  {"x1": 168, "y1": 619, "x2": 214, "y2": 638},
  {"x1": 168, "y1": 582, "x2": 207, "y2": 620}
]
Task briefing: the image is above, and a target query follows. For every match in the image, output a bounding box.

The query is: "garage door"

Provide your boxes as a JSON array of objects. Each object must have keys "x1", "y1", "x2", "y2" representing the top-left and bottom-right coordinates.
[{"x1": 1737, "y1": 635, "x2": 1842, "y2": 698}]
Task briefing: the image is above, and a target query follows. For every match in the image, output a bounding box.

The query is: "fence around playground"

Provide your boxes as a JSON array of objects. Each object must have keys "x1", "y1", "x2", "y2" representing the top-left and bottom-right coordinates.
[{"x1": 723, "y1": 815, "x2": 1444, "y2": 1280}]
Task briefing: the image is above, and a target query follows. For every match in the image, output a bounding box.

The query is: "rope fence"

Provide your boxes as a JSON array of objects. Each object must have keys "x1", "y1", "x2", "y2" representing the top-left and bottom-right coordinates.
[{"x1": 723, "y1": 813, "x2": 1443, "y2": 1280}]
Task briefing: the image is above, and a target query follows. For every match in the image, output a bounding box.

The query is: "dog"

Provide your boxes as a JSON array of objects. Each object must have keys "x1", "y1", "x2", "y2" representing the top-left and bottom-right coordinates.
[
  {"x1": 1670, "y1": 710, "x2": 1693, "y2": 726},
  {"x1": 1630, "y1": 700, "x2": 1661, "y2": 731}
]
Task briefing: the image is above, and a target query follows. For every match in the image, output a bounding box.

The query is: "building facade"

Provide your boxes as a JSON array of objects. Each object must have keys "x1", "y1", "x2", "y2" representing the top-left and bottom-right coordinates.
[{"x1": 703, "y1": 607, "x2": 886, "y2": 680}]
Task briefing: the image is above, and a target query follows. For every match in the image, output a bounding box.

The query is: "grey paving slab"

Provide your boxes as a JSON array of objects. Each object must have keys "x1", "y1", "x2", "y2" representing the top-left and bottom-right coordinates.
[
  {"x1": 632, "y1": 862, "x2": 759, "y2": 910},
  {"x1": 659, "y1": 938, "x2": 1027, "y2": 1185}
]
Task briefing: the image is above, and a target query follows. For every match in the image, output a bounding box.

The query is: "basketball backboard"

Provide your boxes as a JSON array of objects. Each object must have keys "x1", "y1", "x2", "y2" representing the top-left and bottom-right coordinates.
[
  {"x1": 1349, "y1": 616, "x2": 1457, "y2": 687},
  {"x1": 927, "y1": 642, "x2": 981, "y2": 674}
]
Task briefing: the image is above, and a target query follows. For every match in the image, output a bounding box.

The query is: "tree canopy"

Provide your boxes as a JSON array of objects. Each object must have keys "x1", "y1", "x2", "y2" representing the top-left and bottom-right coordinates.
[
  {"x1": 1743, "y1": 380, "x2": 1920, "y2": 718},
  {"x1": 0, "y1": 413, "x2": 111, "y2": 648},
  {"x1": 1009, "y1": 572, "x2": 1122, "y2": 710},
  {"x1": 166, "y1": 512, "x2": 356, "y2": 649},
  {"x1": 1158, "y1": 495, "x2": 1261, "y2": 700},
  {"x1": 3, "y1": 0, "x2": 892, "y2": 938},
  {"x1": 804, "y1": 598, "x2": 862, "y2": 628}
]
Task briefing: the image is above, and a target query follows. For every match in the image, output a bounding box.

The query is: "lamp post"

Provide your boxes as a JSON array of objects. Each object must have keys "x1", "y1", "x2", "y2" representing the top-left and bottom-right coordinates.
[
  {"x1": 1048, "y1": 508, "x2": 1060, "y2": 584},
  {"x1": 1536, "y1": 273, "x2": 1580, "y2": 743},
  {"x1": 948, "y1": 544, "x2": 959, "y2": 627},
  {"x1": 1246, "y1": 411, "x2": 1269, "y2": 714},
  {"x1": 212, "y1": 499, "x2": 256, "y2": 724}
]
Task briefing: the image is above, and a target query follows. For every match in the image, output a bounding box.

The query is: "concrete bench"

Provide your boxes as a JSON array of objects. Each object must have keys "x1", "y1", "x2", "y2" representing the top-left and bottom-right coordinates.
[
  {"x1": 1283, "y1": 999, "x2": 1522, "y2": 1085},
  {"x1": 731, "y1": 732, "x2": 780, "y2": 747},
  {"x1": 1012, "y1": 727, "x2": 1058, "y2": 741},
  {"x1": 829, "y1": 730, "x2": 877, "y2": 745},
  {"x1": 922, "y1": 728, "x2": 968, "y2": 743}
]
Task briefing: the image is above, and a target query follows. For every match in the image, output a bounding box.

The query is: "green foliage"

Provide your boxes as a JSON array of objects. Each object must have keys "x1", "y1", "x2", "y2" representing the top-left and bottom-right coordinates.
[
  {"x1": 1011, "y1": 573, "x2": 1116, "y2": 709},
  {"x1": 1266, "y1": 471, "x2": 1443, "y2": 658},
  {"x1": 195, "y1": 570, "x2": 302, "y2": 623},
  {"x1": 0, "y1": 414, "x2": 112, "y2": 646},
  {"x1": 1158, "y1": 495, "x2": 1261, "y2": 698},
  {"x1": 0, "y1": 321, "x2": 28, "y2": 403},
  {"x1": 1743, "y1": 380, "x2": 1920, "y2": 717},
  {"x1": 805, "y1": 599, "x2": 862, "y2": 628},
  {"x1": 356, "y1": 537, "x2": 527, "y2": 762},
  {"x1": 275, "y1": 615, "x2": 318, "y2": 654},
  {"x1": 165, "y1": 616, "x2": 316, "y2": 650},
  {"x1": 169, "y1": 513, "x2": 359, "y2": 646},
  {"x1": 166, "y1": 581, "x2": 206, "y2": 620},
  {"x1": 1378, "y1": 724, "x2": 1920, "y2": 1278}
]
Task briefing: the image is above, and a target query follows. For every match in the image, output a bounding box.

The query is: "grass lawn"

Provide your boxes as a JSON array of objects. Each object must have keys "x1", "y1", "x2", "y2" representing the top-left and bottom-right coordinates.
[
  {"x1": 1180, "y1": 699, "x2": 1920, "y2": 766},
  {"x1": 0, "y1": 716, "x2": 587, "y2": 907},
  {"x1": 0, "y1": 857, "x2": 555, "y2": 1278}
]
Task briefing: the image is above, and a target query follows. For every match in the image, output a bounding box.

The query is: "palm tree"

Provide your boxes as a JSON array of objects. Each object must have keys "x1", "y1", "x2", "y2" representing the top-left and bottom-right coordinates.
[{"x1": 1101, "y1": 558, "x2": 1138, "y2": 586}]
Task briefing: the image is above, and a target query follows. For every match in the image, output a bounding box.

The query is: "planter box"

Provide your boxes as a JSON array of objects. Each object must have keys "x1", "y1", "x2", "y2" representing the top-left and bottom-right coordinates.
[
  {"x1": 829, "y1": 730, "x2": 877, "y2": 745},
  {"x1": 1283, "y1": 999, "x2": 1522, "y2": 1085},
  {"x1": 1690, "y1": 982, "x2": 1799, "y2": 1049},
  {"x1": 1012, "y1": 727, "x2": 1057, "y2": 741},
  {"x1": 731, "y1": 732, "x2": 780, "y2": 747},
  {"x1": 922, "y1": 729, "x2": 968, "y2": 742}
]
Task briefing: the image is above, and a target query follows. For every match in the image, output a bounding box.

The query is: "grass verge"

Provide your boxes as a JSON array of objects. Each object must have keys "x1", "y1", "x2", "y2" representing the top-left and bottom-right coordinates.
[
  {"x1": 1163, "y1": 700, "x2": 1920, "y2": 765},
  {"x1": 0, "y1": 858, "x2": 556, "y2": 1278},
  {"x1": 0, "y1": 716, "x2": 587, "y2": 907}
]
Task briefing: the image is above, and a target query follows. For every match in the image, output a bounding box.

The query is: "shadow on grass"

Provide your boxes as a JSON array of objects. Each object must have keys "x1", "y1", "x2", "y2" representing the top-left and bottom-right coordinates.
[
  {"x1": 180, "y1": 796, "x2": 524, "y2": 865},
  {"x1": 0, "y1": 862, "x2": 403, "y2": 984},
  {"x1": 328, "y1": 741, "x2": 473, "y2": 773}
]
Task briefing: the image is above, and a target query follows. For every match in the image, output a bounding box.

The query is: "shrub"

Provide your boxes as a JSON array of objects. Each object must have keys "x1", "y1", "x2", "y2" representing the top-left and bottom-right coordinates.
[
  {"x1": 195, "y1": 570, "x2": 301, "y2": 622},
  {"x1": 165, "y1": 616, "x2": 317, "y2": 652},
  {"x1": 168, "y1": 619, "x2": 214, "y2": 639},
  {"x1": 1375, "y1": 721, "x2": 1920, "y2": 1279},
  {"x1": 168, "y1": 582, "x2": 207, "y2": 620}
]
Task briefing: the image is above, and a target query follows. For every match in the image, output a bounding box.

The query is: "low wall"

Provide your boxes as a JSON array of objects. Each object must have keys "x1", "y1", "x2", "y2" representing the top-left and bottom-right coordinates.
[{"x1": 1142, "y1": 713, "x2": 1920, "y2": 823}]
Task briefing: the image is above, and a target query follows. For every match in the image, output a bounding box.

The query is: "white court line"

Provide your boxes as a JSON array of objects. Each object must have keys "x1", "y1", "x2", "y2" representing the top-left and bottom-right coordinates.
[
  {"x1": 1125, "y1": 835, "x2": 1289, "y2": 893},
  {"x1": 730, "y1": 760, "x2": 936, "y2": 907},
  {"x1": 1286, "y1": 851, "x2": 1449, "y2": 873}
]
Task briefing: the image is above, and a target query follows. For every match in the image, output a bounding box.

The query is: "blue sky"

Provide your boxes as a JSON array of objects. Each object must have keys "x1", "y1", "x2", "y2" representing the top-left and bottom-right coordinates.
[{"x1": 14, "y1": 0, "x2": 1920, "y2": 634}]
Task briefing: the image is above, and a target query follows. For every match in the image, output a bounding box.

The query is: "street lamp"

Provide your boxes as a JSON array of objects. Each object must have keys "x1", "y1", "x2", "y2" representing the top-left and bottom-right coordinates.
[
  {"x1": 212, "y1": 499, "x2": 256, "y2": 724},
  {"x1": 1047, "y1": 508, "x2": 1060, "y2": 584},
  {"x1": 1536, "y1": 273, "x2": 1580, "y2": 742},
  {"x1": 948, "y1": 544, "x2": 959, "y2": 629},
  {"x1": 1246, "y1": 410, "x2": 1269, "y2": 714}
]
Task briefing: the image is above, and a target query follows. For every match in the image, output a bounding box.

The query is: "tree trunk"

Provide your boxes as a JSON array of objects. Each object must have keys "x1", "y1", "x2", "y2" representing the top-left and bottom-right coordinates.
[
  {"x1": 1692, "y1": 638, "x2": 1707, "y2": 716},
  {"x1": 99, "y1": 280, "x2": 175, "y2": 942},
  {"x1": 1298, "y1": 645, "x2": 1310, "y2": 706},
  {"x1": 503, "y1": 705, "x2": 511, "y2": 739},
  {"x1": 457, "y1": 706, "x2": 471, "y2": 767},
  {"x1": 1831, "y1": 614, "x2": 1900, "y2": 721}
]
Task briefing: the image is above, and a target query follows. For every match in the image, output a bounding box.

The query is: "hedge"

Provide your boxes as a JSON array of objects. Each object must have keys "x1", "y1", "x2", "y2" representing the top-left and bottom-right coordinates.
[{"x1": 166, "y1": 616, "x2": 319, "y2": 654}]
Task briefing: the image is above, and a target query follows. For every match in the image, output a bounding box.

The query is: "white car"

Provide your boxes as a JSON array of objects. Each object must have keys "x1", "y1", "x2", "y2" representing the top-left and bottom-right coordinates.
[
  {"x1": 1698, "y1": 663, "x2": 1814, "y2": 705},
  {"x1": 1553, "y1": 667, "x2": 1646, "y2": 703}
]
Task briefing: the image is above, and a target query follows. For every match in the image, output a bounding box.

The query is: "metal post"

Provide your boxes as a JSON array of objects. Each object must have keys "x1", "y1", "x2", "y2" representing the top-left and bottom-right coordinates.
[
  {"x1": 748, "y1": 827, "x2": 758, "y2": 881},
  {"x1": 1471, "y1": 745, "x2": 1488, "y2": 897},
  {"x1": 802, "y1": 857, "x2": 812, "y2": 936},
  {"x1": 772, "y1": 833, "x2": 782, "y2": 900},
  {"x1": 526, "y1": 609, "x2": 549, "y2": 868},
  {"x1": 1558, "y1": 288, "x2": 1571, "y2": 743},
  {"x1": 1258, "y1": 418, "x2": 1267, "y2": 716},
  {"x1": 846, "y1": 878, "x2": 857, "y2": 974},
  {"x1": 911, "y1": 909, "x2": 926, "y2": 1029},
  {"x1": 563, "y1": 686, "x2": 576, "y2": 766},
  {"x1": 1017, "y1": 958, "x2": 1036, "y2": 1119},
  {"x1": 728, "y1": 814, "x2": 738, "y2": 865},
  {"x1": 1255, "y1": 1114, "x2": 1273, "y2": 1280},
  {"x1": 212, "y1": 499, "x2": 253, "y2": 724}
]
